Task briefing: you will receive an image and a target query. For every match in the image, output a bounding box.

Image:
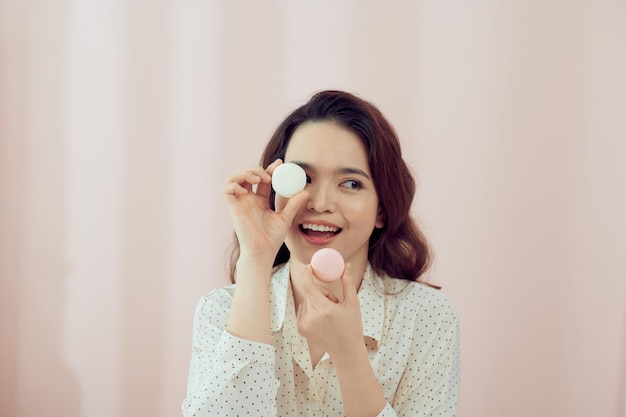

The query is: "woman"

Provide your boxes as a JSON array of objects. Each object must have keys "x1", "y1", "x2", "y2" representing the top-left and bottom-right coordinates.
[{"x1": 182, "y1": 90, "x2": 460, "y2": 417}]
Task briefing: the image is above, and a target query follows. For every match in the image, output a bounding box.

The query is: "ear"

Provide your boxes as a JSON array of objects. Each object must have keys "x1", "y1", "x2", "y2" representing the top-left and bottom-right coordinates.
[{"x1": 375, "y1": 206, "x2": 385, "y2": 228}]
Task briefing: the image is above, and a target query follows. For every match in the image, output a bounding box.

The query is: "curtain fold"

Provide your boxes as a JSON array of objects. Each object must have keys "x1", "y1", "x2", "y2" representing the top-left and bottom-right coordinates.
[{"x1": 1, "y1": 1, "x2": 624, "y2": 416}]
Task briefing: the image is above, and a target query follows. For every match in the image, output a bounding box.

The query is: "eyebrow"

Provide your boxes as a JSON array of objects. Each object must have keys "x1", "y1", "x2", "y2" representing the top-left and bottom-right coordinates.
[{"x1": 291, "y1": 161, "x2": 371, "y2": 180}]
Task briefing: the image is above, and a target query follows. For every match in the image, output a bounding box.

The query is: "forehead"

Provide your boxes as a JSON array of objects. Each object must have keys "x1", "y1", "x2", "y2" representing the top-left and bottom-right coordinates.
[{"x1": 285, "y1": 121, "x2": 370, "y2": 170}]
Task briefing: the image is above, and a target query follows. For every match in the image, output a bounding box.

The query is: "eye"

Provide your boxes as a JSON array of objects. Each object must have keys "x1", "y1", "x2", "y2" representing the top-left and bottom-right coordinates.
[
  {"x1": 340, "y1": 180, "x2": 362, "y2": 190},
  {"x1": 305, "y1": 175, "x2": 312, "y2": 183}
]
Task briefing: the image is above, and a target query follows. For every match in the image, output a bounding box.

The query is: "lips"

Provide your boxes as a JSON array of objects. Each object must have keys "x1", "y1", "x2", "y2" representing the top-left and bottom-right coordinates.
[{"x1": 298, "y1": 222, "x2": 342, "y2": 244}]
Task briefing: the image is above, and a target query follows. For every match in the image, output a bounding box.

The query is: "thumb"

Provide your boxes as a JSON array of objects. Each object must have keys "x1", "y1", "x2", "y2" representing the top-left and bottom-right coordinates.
[
  {"x1": 278, "y1": 190, "x2": 309, "y2": 224},
  {"x1": 340, "y1": 263, "x2": 359, "y2": 303}
]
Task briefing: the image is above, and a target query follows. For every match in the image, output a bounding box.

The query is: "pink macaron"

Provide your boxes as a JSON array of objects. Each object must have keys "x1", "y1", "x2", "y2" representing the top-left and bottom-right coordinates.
[{"x1": 310, "y1": 248, "x2": 345, "y2": 282}]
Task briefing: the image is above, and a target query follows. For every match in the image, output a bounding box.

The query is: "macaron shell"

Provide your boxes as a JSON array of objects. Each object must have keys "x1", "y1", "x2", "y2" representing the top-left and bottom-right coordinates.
[
  {"x1": 310, "y1": 248, "x2": 345, "y2": 282},
  {"x1": 272, "y1": 163, "x2": 307, "y2": 198}
]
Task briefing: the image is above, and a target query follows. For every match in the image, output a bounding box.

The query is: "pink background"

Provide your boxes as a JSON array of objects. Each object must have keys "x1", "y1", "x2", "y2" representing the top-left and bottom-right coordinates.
[{"x1": 1, "y1": 1, "x2": 625, "y2": 417}]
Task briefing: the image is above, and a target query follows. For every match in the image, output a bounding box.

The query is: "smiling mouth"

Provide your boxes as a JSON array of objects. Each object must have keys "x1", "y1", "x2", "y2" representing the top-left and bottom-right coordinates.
[{"x1": 299, "y1": 223, "x2": 342, "y2": 239}]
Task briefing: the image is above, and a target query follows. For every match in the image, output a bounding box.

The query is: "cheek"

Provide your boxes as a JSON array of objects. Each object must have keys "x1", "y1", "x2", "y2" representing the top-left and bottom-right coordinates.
[{"x1": 349, "y1": 199, "x2": 380, "y2": 225}]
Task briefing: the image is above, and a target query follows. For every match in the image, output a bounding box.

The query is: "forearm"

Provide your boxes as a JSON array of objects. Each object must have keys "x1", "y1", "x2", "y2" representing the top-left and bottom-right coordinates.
[
  {"x1": 183, "y1": 331, "x2": 279, "y2": 417},
  {"x1": 226, "y1": 257, "x2": 273, "y2": 344},
  {"x1": 333, "y1": 345, "x2": 388, "y2": 417}
]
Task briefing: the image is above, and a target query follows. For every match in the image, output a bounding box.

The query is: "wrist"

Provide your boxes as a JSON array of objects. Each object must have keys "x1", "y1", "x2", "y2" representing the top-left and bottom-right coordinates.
[
  {"x1": 330, "y1": 340, "x2": 369, "y2": 369},
  {"x1": 237, "y1": 251, "x2": 276, "y2": 268},
  {"x1": 234, "y1": 256, "x2": 275, "y2": 287},
  {"x1": 331, "y1": 342, "x2": 387, "y2": 417}
]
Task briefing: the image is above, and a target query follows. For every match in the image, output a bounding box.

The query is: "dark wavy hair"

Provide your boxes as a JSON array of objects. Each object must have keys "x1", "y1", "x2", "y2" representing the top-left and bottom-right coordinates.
[{"x1": 228, "y1": 90, "x2": 433, "y2": 285}]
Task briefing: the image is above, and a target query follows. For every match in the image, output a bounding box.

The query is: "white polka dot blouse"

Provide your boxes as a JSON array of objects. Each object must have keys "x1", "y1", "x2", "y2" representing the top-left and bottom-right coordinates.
[{"x1": 182, "y1": 263, "x2": 460, "y2": 416}]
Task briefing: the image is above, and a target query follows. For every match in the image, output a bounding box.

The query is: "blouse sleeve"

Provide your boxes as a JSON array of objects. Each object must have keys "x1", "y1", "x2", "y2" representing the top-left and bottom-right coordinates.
[{"x1": 181, "y1": 291, "x2": 280, "y2": 417}]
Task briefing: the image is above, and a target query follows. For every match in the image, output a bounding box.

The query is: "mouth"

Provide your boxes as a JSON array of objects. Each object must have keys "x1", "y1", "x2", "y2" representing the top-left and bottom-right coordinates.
[{"x1": 299, "y1": 223, "x2": 342, "y2": 243}]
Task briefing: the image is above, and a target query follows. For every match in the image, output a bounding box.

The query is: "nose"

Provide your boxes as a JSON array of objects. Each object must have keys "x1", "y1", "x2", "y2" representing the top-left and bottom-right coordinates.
[{"x1": 306, "y1": 181, "x2": 336, "y2": 213}]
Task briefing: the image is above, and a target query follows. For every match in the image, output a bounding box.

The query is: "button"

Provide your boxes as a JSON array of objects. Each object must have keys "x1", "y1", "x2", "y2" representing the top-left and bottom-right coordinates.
[{"x1": 311, "y1": 402, "x2": 321, "y2": 411}]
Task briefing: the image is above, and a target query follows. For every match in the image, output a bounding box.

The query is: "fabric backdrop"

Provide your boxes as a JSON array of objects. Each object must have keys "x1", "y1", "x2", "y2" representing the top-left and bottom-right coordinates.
[{"x1": 1, "y1": 1, "x2": 625, "y2": 417}]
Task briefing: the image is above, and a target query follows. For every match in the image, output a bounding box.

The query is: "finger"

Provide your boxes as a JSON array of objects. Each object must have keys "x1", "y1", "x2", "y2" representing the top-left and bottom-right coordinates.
[
  {"x1": 225, "y1": 172, "x2": 255, "y2": 186},
  {"x1": 223, "y1": 182, "x2": 249, "y2": 197},
  {"x1": 227, "y1": 168, "x2": 272, "y2": 187},
  {"x1": 276, "y1": 189, "x2": 309, "y2": 221},
  {"x1": 255, "y1": 180, "x2": 273, "y2": 197},
  {"x1": 296, "y1": 302, "x2": 303, "y2": 322},
  {"x1": 265, "y1": 158, "x2": 283, "y2": 175},
  {"x1": 300, "y1": 264, "x2": 318, "y2": 295},
  {"x1": 256, "y1": 159, "x2": 286, "y2": 197},
  {"x1": 296, "y1": 300, "x2": 309, "y2": 336},
  {"x1": 301, "y1": 265, "x2": 331, "y2": 303},
  {"x1": 322, "y1": 289, "x2": 340, "y2": 304},
  {"x1": 302, "y1": 265, "x2": 341, "y2": 307},
  {"x1": 340, "y1": 263, "x2": 359, "y2": 304}
]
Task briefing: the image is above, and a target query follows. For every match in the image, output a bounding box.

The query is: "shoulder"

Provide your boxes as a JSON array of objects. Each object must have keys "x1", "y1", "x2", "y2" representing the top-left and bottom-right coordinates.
[
  {"x1": 376, "y1": 273, "x2": 459, "y2": 323},
  {"x1": 204, "y1": 284, "x2": 236, "y2": 305},
  {"x1": 378, "y1": 276, "x2": 460, "y2": 354},
  {"x1": 192, "y1": 284, "x2": 236, "y2": 325},
  {"x1": 196, "y1": 264, "x2": 289, "y2": 317}
]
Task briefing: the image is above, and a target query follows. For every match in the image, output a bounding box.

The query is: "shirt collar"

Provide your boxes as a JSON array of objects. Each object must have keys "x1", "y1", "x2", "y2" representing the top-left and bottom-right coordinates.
[{"x1": 269, "y1": 262, "x2": 385, "y2": 346}]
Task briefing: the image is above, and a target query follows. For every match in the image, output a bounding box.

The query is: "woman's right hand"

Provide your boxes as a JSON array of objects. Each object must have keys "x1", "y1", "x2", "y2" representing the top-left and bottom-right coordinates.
[{"x1": 224, "y1": 159, "x2": 308, "y2": 263}]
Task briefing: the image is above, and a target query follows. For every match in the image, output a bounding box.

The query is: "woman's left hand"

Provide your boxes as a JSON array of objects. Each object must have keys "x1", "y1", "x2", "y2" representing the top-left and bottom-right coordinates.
[{"x1": 296, "y1": 264, "x2": 365, "y2": 360}]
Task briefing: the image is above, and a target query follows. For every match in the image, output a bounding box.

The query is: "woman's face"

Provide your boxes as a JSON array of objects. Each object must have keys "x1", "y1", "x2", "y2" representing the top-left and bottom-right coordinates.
[{"x1": 276, "y1": 121, "x2": 384, "y2": 270}]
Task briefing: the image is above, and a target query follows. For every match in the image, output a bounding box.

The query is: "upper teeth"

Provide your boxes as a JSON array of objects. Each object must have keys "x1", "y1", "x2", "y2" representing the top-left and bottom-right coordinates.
[{"x1": 302, "y1": 224, "x2": 338, "y2": 233}]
